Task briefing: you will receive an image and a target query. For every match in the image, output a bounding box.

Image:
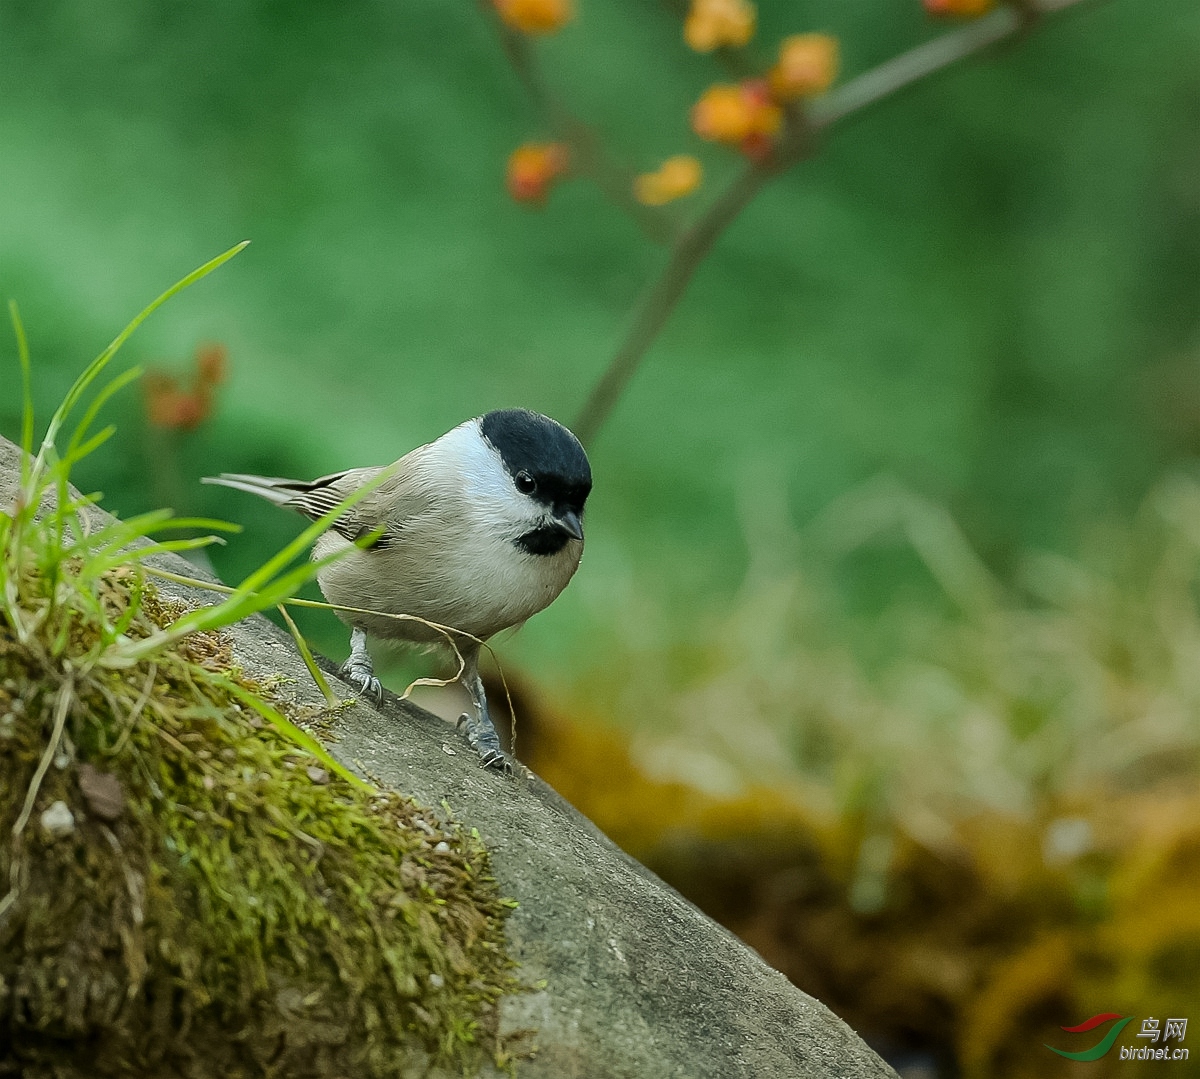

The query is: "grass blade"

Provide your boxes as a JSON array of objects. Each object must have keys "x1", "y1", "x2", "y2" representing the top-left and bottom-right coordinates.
[
  {"x1": 65, "y1": 365, "x2": 143, "y2": 464},
  {"x1": 37, "y1": 241, "x2": 249, "y2": 472},
  {"x1": 61, "y1": 426, "x2": 118, "y2": 469},
  {"x1": 88, "y1": 536, "x2": 226, "y2": 577},
  {"x1": 216, "y1": 676, "x2": 370, "y2": 791},
  {"x1": 8, "y1": 301, "x2": 34, "y2": 477},
  {"x1": 277, "y1": 603, "x2": 339, "y2": 708}
]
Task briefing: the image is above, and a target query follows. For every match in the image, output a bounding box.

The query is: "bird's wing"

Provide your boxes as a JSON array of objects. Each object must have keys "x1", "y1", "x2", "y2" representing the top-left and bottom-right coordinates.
[{"x1": 204, "y1": 466, "x2": 392, "y2": 546}]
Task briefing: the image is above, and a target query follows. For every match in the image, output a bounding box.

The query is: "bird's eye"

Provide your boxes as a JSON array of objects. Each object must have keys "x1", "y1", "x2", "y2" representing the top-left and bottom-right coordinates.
[{"x1": 515, "y1": 471, "x2": 537, "y2": 495}]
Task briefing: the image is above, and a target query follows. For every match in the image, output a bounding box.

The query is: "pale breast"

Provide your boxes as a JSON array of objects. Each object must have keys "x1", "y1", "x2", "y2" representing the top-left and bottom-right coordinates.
[{"x1": 313, "y1": 528, "x2": 582, "y2": 645}]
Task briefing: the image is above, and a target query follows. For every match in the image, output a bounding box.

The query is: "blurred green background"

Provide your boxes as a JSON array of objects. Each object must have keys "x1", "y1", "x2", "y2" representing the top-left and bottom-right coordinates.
[
  {"x1": 3, "y1": 1, "x2": 1200, "y2": 1073},
  {"x1": 3, "y1": 0, "x2": 1198, "y2": 666}
]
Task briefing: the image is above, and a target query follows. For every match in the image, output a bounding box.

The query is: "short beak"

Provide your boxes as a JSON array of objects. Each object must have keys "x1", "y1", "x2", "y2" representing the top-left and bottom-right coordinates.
[{"x1": 553, "y1": 508, "x2": 584, "y2": 541}]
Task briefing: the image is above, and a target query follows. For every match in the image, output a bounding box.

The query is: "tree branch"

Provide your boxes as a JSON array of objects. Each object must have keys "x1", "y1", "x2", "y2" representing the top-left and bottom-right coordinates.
[
  {"x1": 809, "y1": 0, "x2": 1096, "y2": 130},
  {"x1": 573, "y1": 0, "x2": 1101, "y2": 445},
  {"x1": 490, "y1": 12, "x2": 681, "y2": 244},
  {"x1": 573, "y1": 162, "x2": 773, "y2": 447}
]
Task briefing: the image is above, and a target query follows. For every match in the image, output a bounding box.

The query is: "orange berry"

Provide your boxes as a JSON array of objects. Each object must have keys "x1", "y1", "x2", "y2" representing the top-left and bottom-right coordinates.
[
  {"x1": 506, "y1": 142, "x2": 570, "y2": 204},
  {"x1": 740, "y1": 77, "x2": 774, "y2": 107},
  {"x1": 144, "y1": 372, "x2": 177, "y2": 428},
  {"x1": 144, "y1": 372, "x2": 210, "y2": 431},
  {"x1": 633, "y1": 156, "x2": 703, "y2": 206},
  {"x1": 683, "y1": 0, "x2": 756, "y2": 53},
  {"x1": 196, "y1": 343, "x2": 228, "y2": 387},
  {"x1": 691, "y1": 85, "x2": 750, "y2": 143},
  {"x1": 923, "y1": 0, "x2": 995, "y2": 15},
  {"x1": 768, "y1": 33, "x2": 839, "y2": 101},
  {"x1": 691, "y1": 82, "x2": 782, "y2": 155},
  {"x1": 493, "y1": 0, "x2": 573, "y2": 34},
  {"x1": 738, "y1": 131, "x2": 775, "y2": 162},
  {"x1": 169, "y1": 393, "x2": 209, "y2": 431},
  {"x1": 144, "y1": 344, "x2": 227, "y2": 430}
]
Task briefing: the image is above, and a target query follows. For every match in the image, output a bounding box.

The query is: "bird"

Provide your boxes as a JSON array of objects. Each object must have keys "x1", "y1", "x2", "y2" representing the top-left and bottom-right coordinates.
[{"x1": 203, "y1": 408, "x2": 592, "y2": 770}]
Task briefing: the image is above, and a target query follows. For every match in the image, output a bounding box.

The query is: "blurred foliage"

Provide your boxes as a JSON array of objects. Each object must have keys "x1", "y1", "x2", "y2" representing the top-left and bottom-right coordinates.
[
  {"x1": 512, "y1": 472, "x2": 1200, "y2": 1076},
  {"x1": 2, "y1": 0, "x2": 1200, "y2": 1074},
  {"x1": 2, "y1": 0, "x2": 1199, "y2": 658}
]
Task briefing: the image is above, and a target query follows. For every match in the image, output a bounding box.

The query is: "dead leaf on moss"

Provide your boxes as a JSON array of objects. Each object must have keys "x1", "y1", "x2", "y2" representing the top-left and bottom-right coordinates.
[{"x1": 78, "y1": 763, "x2": 125, "y2": 821}]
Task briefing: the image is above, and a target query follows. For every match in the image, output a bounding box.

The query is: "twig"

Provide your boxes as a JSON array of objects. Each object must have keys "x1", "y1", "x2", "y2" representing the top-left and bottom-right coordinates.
[
  {"x1": 812, "y1": 5, "x2": 1028, "y2": 129},
  {"x1": 573, "y1": 0, "x2": 1098, "y2": 445},
  {"x1": 1, "y1": 676, "x2": 74, "y2": 919},
  {"x1": 10, "y1": 678, "x2": 73, "y2": 842},
  {"x1": 573, "y1": 161, "x2": 776, "y2": 447},
  {"x1": 490, "y1": 12, "x2": 680, "y2": 244}
]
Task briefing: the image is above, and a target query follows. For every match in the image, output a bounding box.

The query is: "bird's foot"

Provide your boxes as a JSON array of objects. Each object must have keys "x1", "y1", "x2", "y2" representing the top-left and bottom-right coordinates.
[
  {"x1": 456, "y1": 713, "x2": 513, "y2": 774},
  {"x1": 340, "y1": 628, "x2": 383, "y2": 702},
  {"x1": 340, "y1": 657, "x2": 383, "y2": 702}
]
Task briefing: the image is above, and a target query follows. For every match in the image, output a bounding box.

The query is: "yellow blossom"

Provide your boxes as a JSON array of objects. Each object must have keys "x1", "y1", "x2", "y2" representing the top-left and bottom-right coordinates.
[
  {"x1": 494, "y1": 0, "x2": 573, "y2": 35},
  {"x1": 691, "y1": 81, "x2": 782, "y2": 158},
  {"x1": 768, "y1": 34, "x2": 839, "y2": 101},
  {"x1": 633, "y1": 156, "x2": 703, "y2": 206},
  {"x1": 684, "y1": 0, "x2": 756, "y2": 52}
]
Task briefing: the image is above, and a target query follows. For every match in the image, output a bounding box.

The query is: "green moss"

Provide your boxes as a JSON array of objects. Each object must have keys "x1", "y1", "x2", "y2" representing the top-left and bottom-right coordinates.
[{"x1": 0, "y1": 567, "x2": 519, "y2": 1078}]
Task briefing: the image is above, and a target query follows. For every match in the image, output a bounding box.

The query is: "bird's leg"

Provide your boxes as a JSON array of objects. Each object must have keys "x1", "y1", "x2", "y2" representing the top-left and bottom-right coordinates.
[
  {"x1": 455, "y1": 646, "x2": 508, "y2": 772},
  {"x1": 339, "y1": 627, "x2": 383, "y2": 701}
]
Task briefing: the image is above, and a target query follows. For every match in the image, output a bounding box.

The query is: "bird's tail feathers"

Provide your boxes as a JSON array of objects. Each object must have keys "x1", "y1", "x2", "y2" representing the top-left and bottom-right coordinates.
[{"x1": 201, "y1": 473, "x2": 302, "y2": 507}]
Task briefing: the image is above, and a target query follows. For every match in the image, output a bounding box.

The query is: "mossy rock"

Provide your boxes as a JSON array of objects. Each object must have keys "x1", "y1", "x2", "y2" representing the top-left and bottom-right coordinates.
[
  {"x1": 1, "y1": 432, "x2": 898, "y2": 1079},
  {"x1": 0, "y1": 558, "x2": 516, "y2": 1076}
]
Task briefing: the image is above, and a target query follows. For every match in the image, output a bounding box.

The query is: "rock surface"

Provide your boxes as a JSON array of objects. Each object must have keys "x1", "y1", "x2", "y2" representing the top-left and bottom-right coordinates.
[{"x1": 0, "y1": 434, "x2": 896, "y2": 1079}]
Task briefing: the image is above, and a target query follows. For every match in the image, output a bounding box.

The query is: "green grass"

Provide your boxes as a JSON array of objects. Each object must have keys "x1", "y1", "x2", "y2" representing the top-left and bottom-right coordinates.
[{"x1": 0, "y1": 251, "x2": 518, "y2": 1077}]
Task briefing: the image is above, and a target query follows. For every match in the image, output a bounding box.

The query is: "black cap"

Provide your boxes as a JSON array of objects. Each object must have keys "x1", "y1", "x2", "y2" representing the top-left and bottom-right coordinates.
[{"x1": 480, "y1": 409, "x2": 592, "y2": 515}]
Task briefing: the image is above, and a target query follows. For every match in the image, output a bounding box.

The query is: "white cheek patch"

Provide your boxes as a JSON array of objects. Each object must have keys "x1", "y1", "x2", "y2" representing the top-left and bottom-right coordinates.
[
  {"x1": 436, "y1": 421, "x2": 515, "y2": 503},
  {"x1": 434, "y1": 421, "x2": 551, "y2": 541}
]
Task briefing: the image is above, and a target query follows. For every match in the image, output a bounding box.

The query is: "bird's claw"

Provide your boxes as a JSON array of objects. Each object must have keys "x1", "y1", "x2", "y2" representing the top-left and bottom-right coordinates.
[
  {"x1": 340, "y1": 627, "x2": 383, "y2": 703},
  {"x1": 340, "y1": 662, "x2": 383, "y2": 703},
  {"x1": 457, "y1": 713, "x2": 512, "y2": 773},
  {"x1": 480, "y1": 748, "x2": 514, "y2": 774}
]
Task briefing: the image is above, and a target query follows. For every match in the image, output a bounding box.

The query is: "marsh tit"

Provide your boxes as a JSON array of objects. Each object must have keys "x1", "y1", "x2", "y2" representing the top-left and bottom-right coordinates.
[{"x1": 204, "y1": 409, "x2": 591, "y2": 770}]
